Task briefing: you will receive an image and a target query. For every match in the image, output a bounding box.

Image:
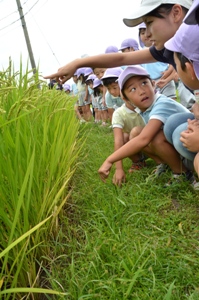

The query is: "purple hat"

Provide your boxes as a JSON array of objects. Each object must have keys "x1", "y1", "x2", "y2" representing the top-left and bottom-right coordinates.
[
  {"x1": 84, "y1": 67, "x2": 93, "y2": 77},
  {"x1": 93, "y1": 78, "x2": 103, "y2": 89},
  {"x1": 118, "y1": 65, "x2": 150, "y2": 90},
  {"x1": 138, "y1": 22, "x2": 146, "y2": 48},
  {"x1": 123, "y1": 0, "x2": 192, "y2": 27},
  {"x1": 105, "y1": 45, "x2": 119, "y2": 53},
  {"x1": 101, "y1": 67, "x2": 123, "y2": 80},
  {"x1": 76, "y1": 67, "x2": 86, "y2": 78},
  {"x1": 165, "y1": 23, "x2": 199, "y2": 79},
  {"x1": 85, "y1": 74, "x2": 97, "y2": 82},
  {"x1": 119, "y1": 38, "x2": 139, "y2": 51},
  {"x1": 184, "y1": 0, "x2": 199, "y2": 24},
  {"x1": 63, "y1": 83, "x2": 71, "y2": 92}
]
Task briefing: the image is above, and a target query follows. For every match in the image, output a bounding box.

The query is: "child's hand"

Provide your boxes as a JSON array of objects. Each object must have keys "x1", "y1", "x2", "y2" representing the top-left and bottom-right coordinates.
[
  {"x1": 191, "y1": 103, "x2": 199, "y2": 119},
  {"x1": 98, "y1": 160, "x2": 113, "y2": 182},
  {"x1": 43, "y1": 60, "x2": 79, "y2": 83},
  {"x1": 112, "y1": 169, "x2": 126, "y2": 187},
  {"x1": 180, "y1": 119, "x2": 199, "y2": 152}
]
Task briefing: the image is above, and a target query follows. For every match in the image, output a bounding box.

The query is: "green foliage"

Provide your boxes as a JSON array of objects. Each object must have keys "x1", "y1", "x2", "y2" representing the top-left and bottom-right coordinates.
[
  {"x1": 50, "y1": 124, "x2": 199, "y2": 300},
  {"x1": 0, "y1": 62, "x2": 82, "y2": 299}
]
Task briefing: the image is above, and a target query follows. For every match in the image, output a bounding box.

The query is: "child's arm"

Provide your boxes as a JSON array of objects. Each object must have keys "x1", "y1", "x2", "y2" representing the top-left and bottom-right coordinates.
[
  {"x1": 98, "y1": 119, "x2": 162, "y2": 182},
  {"x1": 84, "y1": 85, "x2": 89, "y2": 101},
  {"x1": 180, "y1": 119, "x2": 199, "y2": 152},
  {"x1": 112, "y1": 128, "x2": 126, "y2": 186},
  {"x1": 43, "y1": 48, "x2": 156, "y2": 83}
]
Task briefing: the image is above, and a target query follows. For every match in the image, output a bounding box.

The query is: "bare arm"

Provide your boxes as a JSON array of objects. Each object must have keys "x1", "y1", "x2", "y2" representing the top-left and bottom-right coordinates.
[
  {"x1": 43, "y1": 48, "x2": 156, "y2": 83},
  {"x1": 98, "y1": 119, "x2": 162, "y2": 182}
]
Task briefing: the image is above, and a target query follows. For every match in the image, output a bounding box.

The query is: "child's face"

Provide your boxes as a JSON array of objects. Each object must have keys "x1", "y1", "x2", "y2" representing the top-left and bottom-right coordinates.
[
  {"x1": 121, "y1": 47, "x2": 135, "y2": 53},
  {"x1": 73, "y1": 75, "x2": 77, "y2": 83},
  {"x1": 93, "y1": 68, "x2": 106, "y2": 79},
  {"x1": 123, "y1": 76, "x2": 155, "y2": 112},
  {"x1": 107, "y1": 82, "x2": 120, "y2": 97},
  {"x1": 174, "y1": 52, "x2": 199, "y2": 90},
  {"x1": 139, "y1": 28, "x2": 152, "y2": 47},
  {"x1": 143, "y1": 9, "x2": 179, "y2": 50}
]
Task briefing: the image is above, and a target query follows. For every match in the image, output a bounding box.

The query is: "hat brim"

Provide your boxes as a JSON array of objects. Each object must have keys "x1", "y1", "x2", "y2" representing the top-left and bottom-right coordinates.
[
  {"x1": 123, "y1": 3, "x2": 159, "y2": 27},
  {"x1": 164, "y1": 38, "x2": 179, "y2": 54},
  {"x1": 184, "y1": 0, "x2": 199, "y2": 25}
]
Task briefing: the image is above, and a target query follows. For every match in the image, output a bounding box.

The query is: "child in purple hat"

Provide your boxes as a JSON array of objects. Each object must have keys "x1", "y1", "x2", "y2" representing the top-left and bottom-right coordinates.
[
  {"x1": 101, "y1": 67, "x2": 146, "y2": 186},
  {"x1": 119, "y1": 38, "x2": 139, "y2": 52},
  {"x1": 92, "y1": 78, "x2": 108, "y2": 126},
  {"x1": 98, "y1": 65, "x2": 197, "y2": 188},
  {"x1": 163, "y1": 16, "x2": 199, "y2": 186}
]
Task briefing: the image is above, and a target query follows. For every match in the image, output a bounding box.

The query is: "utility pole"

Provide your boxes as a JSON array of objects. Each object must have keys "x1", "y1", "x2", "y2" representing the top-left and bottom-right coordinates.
[{"x1": 16, "y1": 0, "x2": 37, "y2": 75}]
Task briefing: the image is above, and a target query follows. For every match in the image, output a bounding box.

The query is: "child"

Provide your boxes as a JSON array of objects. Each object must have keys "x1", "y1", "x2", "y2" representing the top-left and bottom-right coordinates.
[
  {"x1": 71, "y1": 71, "x2": 78, "y2": 96},
  {"x1": 101, "y1": 67, "x2": 124, "y2": 123},
  {"x1": 98, "y1": 65, "x2": 196, "y2": 188},
  {"x1": 85, "y1": 74, "x2": 97, "y2": 121},
  {"x1": 138, "y1": 22, "x2": 177, "y2": 99},
  {"x1": 92, "y1": 78, "x2": 108, "y2": 126},
  {"x1": 76, "y1": 67, "x2": 93, "y2": 122},
  {"x1": 163, "y1": 12, "x2": 199, "y2": 183},
  {"x1": 63, "y1": 83, "x2": 71, "y2": 94},
  {"x1": 105, "y1": 45, "x2": 118, "y2": 53},
  {"x1": 119, "y1": 38, "x2": 139, "y2": 52},
  {"x1": 101, "y1": 67, "x2": 146, "y2": 186}
]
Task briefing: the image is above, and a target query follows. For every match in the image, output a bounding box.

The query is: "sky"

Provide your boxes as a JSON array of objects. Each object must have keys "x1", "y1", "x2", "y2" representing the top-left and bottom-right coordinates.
[{"x1": 0, "y1": 0, "x2": 141, "y2": 85}]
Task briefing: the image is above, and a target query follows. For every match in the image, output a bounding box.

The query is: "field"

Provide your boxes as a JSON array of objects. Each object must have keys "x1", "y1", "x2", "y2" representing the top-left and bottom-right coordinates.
[
  {"x1": 49, "y1": 123, "x2": 199, "y2": 300},
  {"x1": 1, "y1": 65, "x2": 199, "y2": 299}
]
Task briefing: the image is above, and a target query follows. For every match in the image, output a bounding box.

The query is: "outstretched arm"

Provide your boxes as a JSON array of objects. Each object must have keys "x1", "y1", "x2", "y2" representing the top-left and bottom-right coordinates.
[{"x1": 43, "y1": 48, "x2": 156, "y2": 83}]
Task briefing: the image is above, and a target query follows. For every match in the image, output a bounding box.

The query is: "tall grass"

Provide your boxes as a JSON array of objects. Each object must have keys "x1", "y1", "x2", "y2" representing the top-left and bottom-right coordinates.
[{"x1": 0, "y1": 61, "x2": 82, "y2": 299}]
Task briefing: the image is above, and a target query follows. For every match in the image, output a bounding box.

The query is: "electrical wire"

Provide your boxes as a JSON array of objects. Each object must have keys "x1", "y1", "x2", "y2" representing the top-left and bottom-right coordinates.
[{"x1": 24, "y1": 0, "x2": 61, "y2": 66}]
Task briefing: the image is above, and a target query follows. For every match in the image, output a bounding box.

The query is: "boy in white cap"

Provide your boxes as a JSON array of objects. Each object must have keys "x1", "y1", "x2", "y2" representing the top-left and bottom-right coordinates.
[
  {"x1": 101, "y1": 67, "x2": 146, "y2": 186},
  {"x1": 98, "y1": 65, "x2": 197, "y2": 188}
]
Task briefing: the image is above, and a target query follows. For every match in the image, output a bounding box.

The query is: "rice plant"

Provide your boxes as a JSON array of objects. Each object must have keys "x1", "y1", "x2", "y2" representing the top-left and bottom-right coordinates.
[{"x1": 0, "y1": 61, "x2": 83, "y2": 299}]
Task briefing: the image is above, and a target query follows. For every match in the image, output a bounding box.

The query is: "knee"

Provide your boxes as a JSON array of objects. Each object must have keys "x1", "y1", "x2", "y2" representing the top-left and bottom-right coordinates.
[{"x1": 130, "y1": 126, "x2": 143, "y2": 139}]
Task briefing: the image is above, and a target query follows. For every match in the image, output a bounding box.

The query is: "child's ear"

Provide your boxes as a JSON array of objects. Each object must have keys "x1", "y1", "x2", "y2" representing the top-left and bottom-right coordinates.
[
  {"x1": 120, "y1": 90, "x2": 127, "y2": 101},
  {"x1": 151, "y1": 80, "x2": 156, "y2": 88},
  {"x1": 185, "y1": 62, "x2": 198, "y2": 80}
]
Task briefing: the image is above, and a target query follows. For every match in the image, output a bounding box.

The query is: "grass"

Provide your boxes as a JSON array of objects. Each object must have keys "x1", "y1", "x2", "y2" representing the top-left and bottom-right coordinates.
[{"x1": 49, "y1": 122, "x2": 199, "y2": 300}]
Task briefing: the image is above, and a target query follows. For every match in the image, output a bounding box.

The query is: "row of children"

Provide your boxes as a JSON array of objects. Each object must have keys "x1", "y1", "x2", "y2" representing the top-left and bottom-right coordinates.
[{"x1": 44, "y1": 0, "x2": 199, "y2": 190}]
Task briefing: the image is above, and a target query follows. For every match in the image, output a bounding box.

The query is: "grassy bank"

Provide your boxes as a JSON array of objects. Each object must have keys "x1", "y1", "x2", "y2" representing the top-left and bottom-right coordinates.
[{"x1": 50, "y1": 123, "x2": 199, "y2": 300}]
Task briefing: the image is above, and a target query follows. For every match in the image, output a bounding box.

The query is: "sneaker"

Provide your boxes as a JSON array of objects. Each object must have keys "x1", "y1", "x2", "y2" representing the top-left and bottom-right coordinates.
[
  {"x1": 146, "y1": 163, "x2": 168, "y2": 182},
  {"x1": 128, "y1": 160, "x2": 146, "y2": 173},
  {"x1": 192, "y1": 180, "x2": 199, "y2": 191},
  {"x1": 153, "y1": 163, "x2": 168, "y2": 176},
  {"x1": 164, "y1": 170, "x2": 196, "y2": 188},
  {"x1": 80, "y1": 119, "x2": 86, "y2": 124}
]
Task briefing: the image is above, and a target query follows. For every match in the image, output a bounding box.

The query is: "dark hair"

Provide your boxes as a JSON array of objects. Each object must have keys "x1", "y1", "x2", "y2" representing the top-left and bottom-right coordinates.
[
  {"x1": 85, "y1": 79, "x2": 94, "y2": 85},
  {"x1": 78, "y1": 74, "x2": 86, "y2": 84},
  {"x1": 175, "y1": 52, "x2": 190, "y2": 71},
  {"x1": 145, "y1": 4, "x2": 188, "y2": 19},
  {"x1": 102, "y1": 77, "x2": 118, "y2": 87},
  {"x1": 195, "y1": 6, "x2": 199, "y2": 24},
  {"x1": 94, "y1": 85, "x2": 102, "y2": 97}
]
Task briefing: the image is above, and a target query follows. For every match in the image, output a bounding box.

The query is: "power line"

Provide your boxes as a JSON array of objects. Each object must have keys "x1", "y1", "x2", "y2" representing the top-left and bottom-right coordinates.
[
  {"x1": 0, "y1": 0, "x2": 40, "y2": 31},
  {"x1": 24, "y1": 0, "x2": 61, "y2": 66}
]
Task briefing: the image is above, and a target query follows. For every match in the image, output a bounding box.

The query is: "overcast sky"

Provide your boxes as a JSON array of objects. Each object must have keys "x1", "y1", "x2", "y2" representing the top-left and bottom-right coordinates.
[{"x1": 0, "y1": 0, "x2": 141, "y2": 85}]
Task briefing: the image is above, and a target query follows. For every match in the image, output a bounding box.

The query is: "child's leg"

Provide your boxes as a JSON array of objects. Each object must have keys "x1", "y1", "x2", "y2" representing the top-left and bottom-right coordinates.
[
  {"x1": 147, "y1": 130, "x2": 187, "y2": 173},
  {"x1": 194, "y1": 153, "x2": 199, "y2": 177}
]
